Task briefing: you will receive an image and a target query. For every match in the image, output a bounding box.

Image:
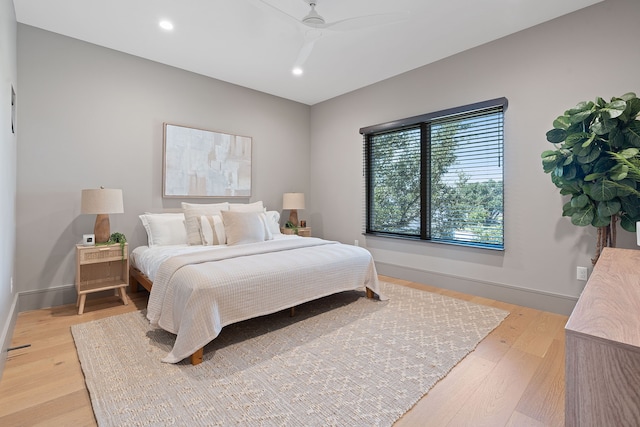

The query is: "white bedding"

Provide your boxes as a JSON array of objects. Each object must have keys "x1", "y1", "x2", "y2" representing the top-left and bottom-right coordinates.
[{"x1": 143, "y1": 236, "x2": 381, "y2": 363}]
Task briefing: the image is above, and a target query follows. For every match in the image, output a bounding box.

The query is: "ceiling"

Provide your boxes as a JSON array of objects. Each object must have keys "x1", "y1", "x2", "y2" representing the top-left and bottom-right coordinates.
[{"x1": 13, "y1": 0, "x2": 602, "y2": 105}]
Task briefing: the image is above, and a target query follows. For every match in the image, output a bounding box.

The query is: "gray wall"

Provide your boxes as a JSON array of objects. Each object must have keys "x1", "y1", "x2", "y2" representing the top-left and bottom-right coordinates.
[
  {"x1": 0, "y1": 0, "x2": 18, "y2": 379},
  {"x1": 309, "y1": 0, "x2": 640, "y2": 314},
  {"x1": 15, "y1": 25, "x2": 310, "y2": 307}
]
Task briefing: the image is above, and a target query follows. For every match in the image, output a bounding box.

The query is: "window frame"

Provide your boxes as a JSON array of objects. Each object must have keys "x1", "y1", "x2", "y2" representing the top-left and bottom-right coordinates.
[{"x1": 360, "y1": 97, "x2": 508, "y2": 250}]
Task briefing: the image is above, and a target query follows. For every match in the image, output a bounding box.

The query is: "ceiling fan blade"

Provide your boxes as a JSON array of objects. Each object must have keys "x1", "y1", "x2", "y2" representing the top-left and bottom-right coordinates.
[
  {"x1": 248, "y1": 0, "x2": 301, "y2": 25},
  {"x1": 293, "y1": 30, "x2": 322, "y2": 68},
  {"x1": 325, "y1": 12, "x2": 410, "y2": 31}
]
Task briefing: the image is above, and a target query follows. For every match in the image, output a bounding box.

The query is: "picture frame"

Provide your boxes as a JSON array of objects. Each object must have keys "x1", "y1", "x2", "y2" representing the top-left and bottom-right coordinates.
[{"x1": 163, "y1": 123, "x2": 252, "y2": 198}]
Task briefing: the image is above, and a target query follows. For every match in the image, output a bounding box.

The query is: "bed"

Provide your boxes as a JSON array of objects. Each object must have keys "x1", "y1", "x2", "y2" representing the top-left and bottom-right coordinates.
[{"x1": 130, "y1": 204, "x2": 381, "y2": 365}]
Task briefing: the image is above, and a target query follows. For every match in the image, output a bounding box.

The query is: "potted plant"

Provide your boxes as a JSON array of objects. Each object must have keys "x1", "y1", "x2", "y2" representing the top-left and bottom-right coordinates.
[
  {"x1": 541, "y1": 92, "x2": 640, "y2": 264},
  {"x1": 284, "y1": 221, "x2": 299, "y2": 235},
  {"x1": 101, "y1": 232, "x2": 127, "y2": 259}
]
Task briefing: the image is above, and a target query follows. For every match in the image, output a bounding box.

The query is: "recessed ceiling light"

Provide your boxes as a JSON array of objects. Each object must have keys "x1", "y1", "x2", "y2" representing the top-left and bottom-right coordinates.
[
  {"x1": 159, "y1": 20, "x2": 174, "y2": 31},
  {"x1": 292, "y1": 67, "x2": 303, "y2": 76}
]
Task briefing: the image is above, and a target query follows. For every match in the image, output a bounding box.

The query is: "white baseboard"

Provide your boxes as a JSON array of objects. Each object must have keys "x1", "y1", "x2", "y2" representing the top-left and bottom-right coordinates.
[
  {"x1": 0, "y1": 293, "x2": 19, "y2": 382},
  {"x1": 18, "y1": 284, "x2": 77, "y2": 312},
  {"x1": 376, "y1": 261, "x2": 577, "y2": 316}
]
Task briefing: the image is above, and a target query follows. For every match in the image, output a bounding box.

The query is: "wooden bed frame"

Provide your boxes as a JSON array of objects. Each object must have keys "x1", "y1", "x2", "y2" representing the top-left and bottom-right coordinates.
[{"x1": 129, "y1": 265, "x2": 375, "y2": 366}]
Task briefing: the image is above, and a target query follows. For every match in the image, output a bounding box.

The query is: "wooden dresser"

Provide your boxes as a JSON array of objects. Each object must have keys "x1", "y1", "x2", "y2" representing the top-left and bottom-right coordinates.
[{"x1": 565, "y1": 247, "x2": 640, "y2": 426}]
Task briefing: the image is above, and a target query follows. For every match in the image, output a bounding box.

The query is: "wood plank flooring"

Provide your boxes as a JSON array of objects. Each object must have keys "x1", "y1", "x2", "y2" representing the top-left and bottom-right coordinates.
[{"x1": 0, "y1": 276, "x2": 567, "y2": 426}]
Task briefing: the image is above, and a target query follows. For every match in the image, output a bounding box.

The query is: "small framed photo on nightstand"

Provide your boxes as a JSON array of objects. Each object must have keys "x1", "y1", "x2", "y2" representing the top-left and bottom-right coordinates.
[{"x1": 82, "y1": 234, "x2": 95, "y2": 246}]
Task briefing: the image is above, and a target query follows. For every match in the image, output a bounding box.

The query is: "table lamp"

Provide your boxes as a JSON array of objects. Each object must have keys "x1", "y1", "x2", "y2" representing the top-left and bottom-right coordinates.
[
  {"x1": 283, "y1": 192, "x2": 305, "y2": 227},
  {"x1": 81, "y1": 187, "x2": 124, "y2": 243}
]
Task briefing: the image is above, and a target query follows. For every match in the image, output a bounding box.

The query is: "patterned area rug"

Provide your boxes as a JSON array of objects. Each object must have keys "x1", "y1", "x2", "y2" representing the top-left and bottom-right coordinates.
[{"x1": 72, "y1": 282, "x2": 508, "y2": 426}]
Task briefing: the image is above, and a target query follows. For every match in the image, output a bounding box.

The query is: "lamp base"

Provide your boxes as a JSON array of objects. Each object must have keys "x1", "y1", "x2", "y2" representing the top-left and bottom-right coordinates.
[
  {"x1": 288, "y1": 209, "x2": 299, "y2": 227},
  {"x1": 94, "y1": 214, "x2": 111, "y2": 243}
]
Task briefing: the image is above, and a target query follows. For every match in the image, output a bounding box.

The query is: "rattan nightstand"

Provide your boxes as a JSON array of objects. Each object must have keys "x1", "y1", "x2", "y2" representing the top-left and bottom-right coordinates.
[{"x1": 75, "y1": 243, "x2": 129, "y2": 314}]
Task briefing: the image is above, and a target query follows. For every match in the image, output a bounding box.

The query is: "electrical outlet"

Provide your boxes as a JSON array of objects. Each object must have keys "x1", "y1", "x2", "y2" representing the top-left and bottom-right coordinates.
[
  {"x1": 354, "y1": 240, "x2": 359, "y2": 247},
  {"x1": 576, "y1": 266, "x2": 588, "y2": 281}
]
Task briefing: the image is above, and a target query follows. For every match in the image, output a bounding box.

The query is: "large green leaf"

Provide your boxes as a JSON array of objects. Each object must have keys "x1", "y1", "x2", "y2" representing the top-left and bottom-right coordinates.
[
  {"x1": 609, "y1": 127, "x2": 626, "y2": 148},
  {"x1": 620, "y1": 214, "x2": 637, "y2": 232},
  {"x1": 572, "y1": 143, "x2": 589, "y2": 157},
  {"x1": 567, "y1": 101, "x2": 594, "y2": 115},
  {"x1": 621, "y1": 196, "x2": 640, "y2": 217},
  {"x1": 597, "y1": 199, "x2": 621, "y2": 217},
  {"x1": 563, "y1": 164, "x2": 577, "y2": 180},
  {"x1": 569, "y1": 110, "x2": 593, "y2": 124},
  {"x1": 563, "y1": 201, "x2": 577, "y2": 216},
  {"x1": 593, "y1": 156, "x2": 616, "y2": 173},
  {"x1": 571, "y1": 194, "x2": 590, "y2": 208},
  {"x1": 553, "y1": 174, "x2": 582, "y2": 194},
  {"x1": 623, "y1": 121, "x2": 640, "y2": 147},
  {"x1": 619, "y1": 147, "x2": 640, "y2": 158},
  {"x1": 609, "y1": 164, "x2": 629, "y2": 181},
  {"x1": 577, "y1": 146, "x2": 601, "y2": 164},
  {"x1": 546, "y1": 128, "x2": 567, "y2": 143},
  {"x1": 566, "y1": 132, "x2": 589, "y2": 145},
  {"x1": 615, "y1": 179, "x2": 636, "y2": 197},
  {"x1": 584, "y1": 172, "x2": 604, "y2": 181},
  {"x1": 591, "y1": 214, "x2": 611, "y2": 227},
  {"x1": 591, "y1": 116, "x2": 618, "y2": 135},
  {"x1": 553, "y1": 115, "x2": 571, "y2": 130},
  {"x1": 592, "y1": 156, "x2": 616, "y2": 173},
  {"x1": 589, "y1": 180, "x2": 617, "y2": 201},
  {"x1": 542, "y1": 155, "x2": 559, "y2": 173},
  {"x1": 571, "y1": 206, "x2": 595, "y2": 226},
  {"x1": 620, "y1": 92, "x2": 637, "y2": 101},
  {"x1": 601, "y1": 99, "x2": 627, "y2": 119},
  {"x1": 625, "y1": 98, "x2": 640, "y2": 119},
  {"x1": 541, "y1": 150, "x2": 557, "y2": 158}
]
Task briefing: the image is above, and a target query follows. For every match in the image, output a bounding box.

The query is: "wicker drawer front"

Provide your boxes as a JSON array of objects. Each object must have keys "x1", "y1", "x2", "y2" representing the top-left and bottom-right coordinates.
[{"x1": 79, "y1": 244, "x2": 127, "y2": 264}]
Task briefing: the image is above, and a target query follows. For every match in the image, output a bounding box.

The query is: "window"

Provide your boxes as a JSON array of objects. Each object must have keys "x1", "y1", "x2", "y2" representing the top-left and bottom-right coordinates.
[{"x1": 361, "y1": 98, "x2": 507, "y2": 249}]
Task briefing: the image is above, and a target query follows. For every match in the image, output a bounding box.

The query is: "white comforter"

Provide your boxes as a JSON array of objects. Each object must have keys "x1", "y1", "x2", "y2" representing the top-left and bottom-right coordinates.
[{"x1": 146, "y1": 237, "x2": 380, "y2": 363}]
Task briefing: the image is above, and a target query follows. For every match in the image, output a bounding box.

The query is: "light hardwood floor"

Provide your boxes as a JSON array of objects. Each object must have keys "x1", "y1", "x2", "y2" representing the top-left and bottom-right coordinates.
[{"x1": 0, "y1": 275, "x2": 567, "y2": 426}]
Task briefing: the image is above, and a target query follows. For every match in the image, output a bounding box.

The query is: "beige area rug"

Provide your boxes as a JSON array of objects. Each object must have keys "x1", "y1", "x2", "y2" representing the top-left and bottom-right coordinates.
[{"x1": 71, "y1": 282, "x2": 508, "y2": 427}]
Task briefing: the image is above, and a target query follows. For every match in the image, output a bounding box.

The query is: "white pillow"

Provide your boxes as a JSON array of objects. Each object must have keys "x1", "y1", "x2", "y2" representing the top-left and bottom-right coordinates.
[
  {"x1": 221, "y1": 210, "x2": 272, "y2": 246},
  {"x1": 200, "y1": 214, "x2": 226, "y2": 245},
  {"x1": 264, "y1": 211, "x2": 281, "y2": 235},
  {"x1": 139, "y1": 213, "x2": 187, "y2": 246},
  {"x1": 182, "y1": 202, "x2": 230, "y2": 245},
  {"x1": 228, "y1": 201, "x2": 264, "y2": 212}
]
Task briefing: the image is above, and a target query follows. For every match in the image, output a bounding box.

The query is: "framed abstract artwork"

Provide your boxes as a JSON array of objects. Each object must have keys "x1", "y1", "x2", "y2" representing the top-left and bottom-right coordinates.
[{"x1": 163, "y1": 123, "x2": 252, "y2": 198}]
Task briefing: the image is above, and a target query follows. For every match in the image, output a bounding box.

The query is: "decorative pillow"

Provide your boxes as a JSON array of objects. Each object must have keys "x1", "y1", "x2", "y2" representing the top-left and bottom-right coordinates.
[
  {"x1": 199, "y1": 214, "x2": 226, "y2": 245},
  {"x1": 221, "y1": 210, "x2": 272, "y2": 246},
  {"x1": 138, "y1": 213, "x2": 187, "y2": 246},
  {"x1": 264, "y1": 211, "x2": 281, "y2": 235},
  {"x1": 228, "y1": 201, "x2": 265, "y2": 212},
  {"x1": 182, "y1": 202, "x2": 230, "y2": 245}
]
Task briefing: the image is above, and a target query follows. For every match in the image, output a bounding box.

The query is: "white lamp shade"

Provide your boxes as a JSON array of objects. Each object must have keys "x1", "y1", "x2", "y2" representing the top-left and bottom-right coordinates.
[
  {"x1": 81, "y1": 188, "x2": 124, "y2": 214},
  {"x1": 283, "y1": 193, "x2": 305, "y2": 210}
]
